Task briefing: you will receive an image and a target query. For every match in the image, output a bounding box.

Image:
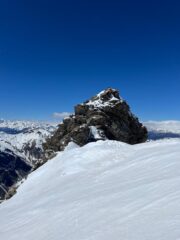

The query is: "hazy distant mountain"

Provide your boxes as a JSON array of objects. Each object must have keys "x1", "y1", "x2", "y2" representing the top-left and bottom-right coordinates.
[
  {"x1": 144, "y1": 121, "x2": 180, "y2": 140},
  {"x1": 0, "y1": 120, "x2": 56, "y2": 163}
]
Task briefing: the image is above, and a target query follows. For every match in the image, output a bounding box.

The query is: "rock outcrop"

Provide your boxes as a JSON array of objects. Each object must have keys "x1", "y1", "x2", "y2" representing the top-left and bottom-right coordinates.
[{"x1": 44, "y1": 88, "x2": 147, "y2": 156}]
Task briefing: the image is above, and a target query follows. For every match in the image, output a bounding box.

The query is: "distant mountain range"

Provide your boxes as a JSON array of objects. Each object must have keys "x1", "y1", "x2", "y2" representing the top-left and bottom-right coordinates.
[
  {"x1": 0, "y1": 117, "x2": 180, "y2": 202},
  {"x1": 0, "y1": 120, "x2": 57, "y2": 201},
  {"x1": 0, "y1": 120, "x2": 57, "y2": 163},
  {"x1": 145, "y1": 121, "x2": 180, "y2": 140}
]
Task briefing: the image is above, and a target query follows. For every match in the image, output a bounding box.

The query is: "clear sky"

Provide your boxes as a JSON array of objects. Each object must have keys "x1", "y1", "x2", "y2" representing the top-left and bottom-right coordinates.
[{"x1": 0, "y1": 0, "x2": 180, "y2": 121}]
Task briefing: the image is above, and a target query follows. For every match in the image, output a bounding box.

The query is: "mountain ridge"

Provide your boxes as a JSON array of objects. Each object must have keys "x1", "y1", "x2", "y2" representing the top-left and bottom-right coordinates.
[{"x1": 44, "y1": 88, "x2": 147, "y2": 155}]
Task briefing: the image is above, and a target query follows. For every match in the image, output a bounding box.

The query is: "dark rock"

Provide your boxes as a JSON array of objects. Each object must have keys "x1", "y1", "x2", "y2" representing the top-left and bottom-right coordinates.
[
  {"x1": 44, "y1": 88, "x2": 148, "y2": 155},
  {"x1": 0, "y1": 150, "x2": 32, "y2": 201},
  {"x1": 75, "y1": 104, "x2": 89, "y2": 115}
]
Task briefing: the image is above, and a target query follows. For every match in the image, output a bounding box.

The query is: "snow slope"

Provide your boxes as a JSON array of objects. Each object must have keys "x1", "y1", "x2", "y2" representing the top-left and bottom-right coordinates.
[{"x1": 0, "y1": 139, "x2": 180, "y2": 240}]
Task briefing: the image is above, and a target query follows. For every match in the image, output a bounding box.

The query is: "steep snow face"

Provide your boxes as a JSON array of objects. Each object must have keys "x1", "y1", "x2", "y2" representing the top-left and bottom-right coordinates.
[
  {"x1": 0, "y1": 139, "x2": 180, "y2": 240},
  {"x1": 144, "y1": 121, "x2": 180, "y2": 140},
  {"x1": 0, "y1": 120, "x2": 56, "y2": 162}
]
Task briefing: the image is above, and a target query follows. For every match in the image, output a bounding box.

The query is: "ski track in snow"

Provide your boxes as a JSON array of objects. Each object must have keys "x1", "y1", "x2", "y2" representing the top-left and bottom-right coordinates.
[{"x1": 0, "y1": 138, "x2": 180, "y2": 240}]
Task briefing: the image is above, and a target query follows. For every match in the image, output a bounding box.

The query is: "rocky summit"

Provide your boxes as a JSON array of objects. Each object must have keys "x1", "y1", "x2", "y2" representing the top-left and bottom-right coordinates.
[{"x1": 44, "y1": 88, "x2": 147, "y2": 155}]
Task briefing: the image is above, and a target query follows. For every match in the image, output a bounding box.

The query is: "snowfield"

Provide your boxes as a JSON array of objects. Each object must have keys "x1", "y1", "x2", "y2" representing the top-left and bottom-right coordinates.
[{"x1": 0, "y1": 138, "x2": 180, "y2": 240}]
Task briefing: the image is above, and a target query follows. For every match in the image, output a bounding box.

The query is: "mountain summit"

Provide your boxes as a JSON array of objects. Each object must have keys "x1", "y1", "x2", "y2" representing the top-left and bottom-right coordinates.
[{"x1": 44, "y1": 88, "x2": 147, "y2": 154}]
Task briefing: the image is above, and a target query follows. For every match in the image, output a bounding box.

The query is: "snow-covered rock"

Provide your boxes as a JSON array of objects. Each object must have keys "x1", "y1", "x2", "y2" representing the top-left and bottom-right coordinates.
[{"x1": 0, "y1": 139, "x2": 180, "y2": 240}]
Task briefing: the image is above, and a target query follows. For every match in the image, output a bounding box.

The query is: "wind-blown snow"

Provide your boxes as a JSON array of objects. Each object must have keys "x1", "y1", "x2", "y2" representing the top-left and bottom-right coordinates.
[{"x1": 0, "y1": 139, "x2": 180, "y2": 240}]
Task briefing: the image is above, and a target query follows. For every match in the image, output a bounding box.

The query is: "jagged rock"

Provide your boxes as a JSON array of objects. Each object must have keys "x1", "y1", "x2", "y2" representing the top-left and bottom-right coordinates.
[{"x1": 44, "y1": 88, "x2": 147, "y2": 155}]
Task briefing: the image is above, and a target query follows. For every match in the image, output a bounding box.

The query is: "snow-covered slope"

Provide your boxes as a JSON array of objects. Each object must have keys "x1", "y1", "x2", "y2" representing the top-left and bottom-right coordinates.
[
  {"x1": 0, "y1": 139, "x2": 180, "y2": 240},
  {"x1": 144, "y1": 121, "x2": 180, "y2": 140},
  {"x1": 0, "y1": 120, "x2": 56, "y2": 162}
]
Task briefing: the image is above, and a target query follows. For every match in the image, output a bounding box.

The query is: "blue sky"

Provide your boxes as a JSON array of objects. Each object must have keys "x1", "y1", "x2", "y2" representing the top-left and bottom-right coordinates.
[{"x1": 0, "y1": 0, "x2": 180, "y2": 121}]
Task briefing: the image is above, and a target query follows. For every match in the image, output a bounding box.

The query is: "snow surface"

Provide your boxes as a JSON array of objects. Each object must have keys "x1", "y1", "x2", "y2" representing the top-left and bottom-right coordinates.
[{"x1": 0, "y1": 138, "x2": 180, "y2": 240}]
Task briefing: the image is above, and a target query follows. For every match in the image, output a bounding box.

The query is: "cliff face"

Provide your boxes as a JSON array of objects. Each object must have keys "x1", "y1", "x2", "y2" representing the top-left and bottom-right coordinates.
[
  {"x1": 44, "y1": 88, "x2": 147, "y2": 155},
  {"x1": 0, "y1": 150, "x2": 32, "y2": 201}
]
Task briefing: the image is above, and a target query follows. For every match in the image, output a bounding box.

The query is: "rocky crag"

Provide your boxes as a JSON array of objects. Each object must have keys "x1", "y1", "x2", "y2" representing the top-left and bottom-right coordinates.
[
  {"x1": 44, "y1": 88, "x2": 147, "y2": 156},
  {"x1": 0, "y1": 88, "x2": 147, "y2": 201}
]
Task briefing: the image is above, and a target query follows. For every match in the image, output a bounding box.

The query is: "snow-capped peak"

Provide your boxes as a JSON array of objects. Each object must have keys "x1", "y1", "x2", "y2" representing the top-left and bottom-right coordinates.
[{"x1": 83, "y1": 88, "x2": 124, "y2": 109}]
